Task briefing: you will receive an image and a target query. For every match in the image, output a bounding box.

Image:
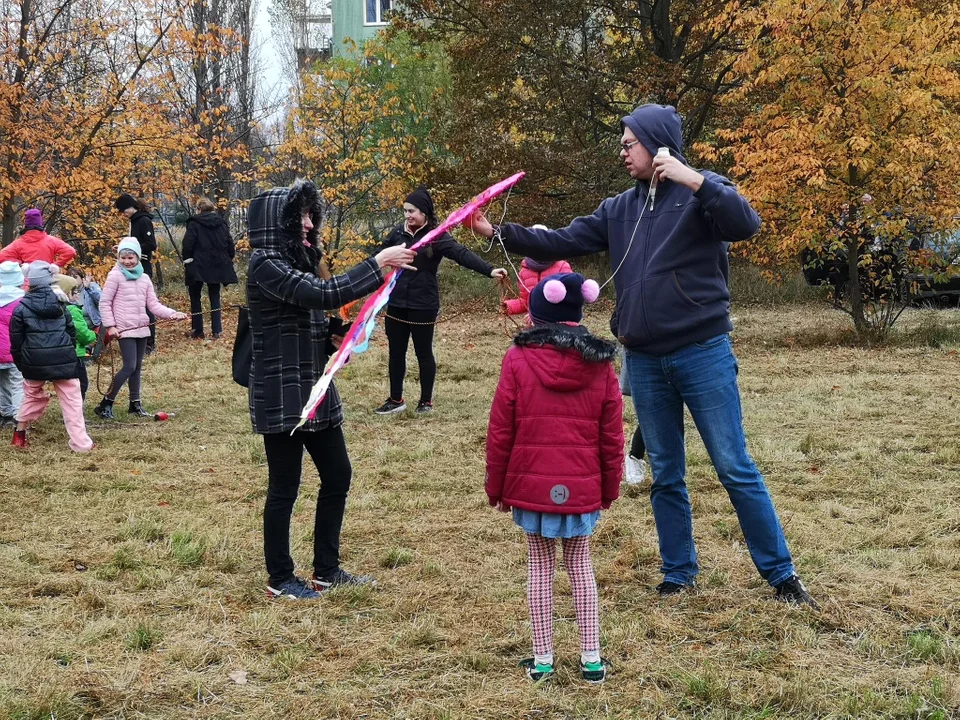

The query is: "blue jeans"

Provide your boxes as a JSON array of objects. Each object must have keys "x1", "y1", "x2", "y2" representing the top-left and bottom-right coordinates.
[{"x1": 625, "y1": 334, "x2": 794, "y2": 587}]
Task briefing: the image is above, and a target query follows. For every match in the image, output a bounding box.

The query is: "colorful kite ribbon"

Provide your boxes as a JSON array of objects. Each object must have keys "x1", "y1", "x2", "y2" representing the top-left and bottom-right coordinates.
[{"x1": 295, "y1": 171, "x2": 525, "y2": 430}]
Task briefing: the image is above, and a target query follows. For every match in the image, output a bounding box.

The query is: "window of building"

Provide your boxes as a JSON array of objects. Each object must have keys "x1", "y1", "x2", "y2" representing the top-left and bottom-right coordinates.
[{"x1": 365, "y1": 0, "x2": 392, "y2": 25}]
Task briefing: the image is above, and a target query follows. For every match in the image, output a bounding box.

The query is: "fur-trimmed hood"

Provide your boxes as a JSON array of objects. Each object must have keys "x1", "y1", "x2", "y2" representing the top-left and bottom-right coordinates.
[
  {"x1": 514, "y1": 324, "x2": 617, "y2": 362},
  {"x1": 247, "y1": 179, "x2": 323, "y2": 273},
  {"x1": 513, "y1": 324, "x2": 617, "y2": 393}
]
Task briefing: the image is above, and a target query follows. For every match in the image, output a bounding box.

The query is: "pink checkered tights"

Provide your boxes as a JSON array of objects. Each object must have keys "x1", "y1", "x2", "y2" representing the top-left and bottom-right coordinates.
[{"x1": 526, "y1": 533, "x2": 600, "y2": 657}]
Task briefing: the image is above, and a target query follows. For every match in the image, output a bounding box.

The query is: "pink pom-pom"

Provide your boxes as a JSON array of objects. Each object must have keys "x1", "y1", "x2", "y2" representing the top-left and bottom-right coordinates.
[
  {"x1": 543, "y1": 279, "x2": 566, "y2": 304},
  {"x1": 581, "y1": 279, "x2": 600, "y2": 303}
]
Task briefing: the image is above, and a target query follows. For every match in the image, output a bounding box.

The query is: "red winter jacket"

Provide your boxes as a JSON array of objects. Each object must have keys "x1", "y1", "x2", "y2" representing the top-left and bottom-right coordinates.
[
  {"x1": 503, "y1": 259, "x2": 573, "y2": 319},
  {"x1": 0, "y1": 229, "x2": 76, "y2": 268},
  {"x1": 486, "y1": 324, "x2": 623, "y2": 514}
]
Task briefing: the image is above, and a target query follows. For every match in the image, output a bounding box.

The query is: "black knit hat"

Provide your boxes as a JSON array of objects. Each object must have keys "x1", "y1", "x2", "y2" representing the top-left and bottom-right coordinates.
[
  {"x1": 114, "y1": 193, "x2": 137, "y2": 212},
  {"x1": 404, "y1": 186, "x2": 435, "y2": 221}
]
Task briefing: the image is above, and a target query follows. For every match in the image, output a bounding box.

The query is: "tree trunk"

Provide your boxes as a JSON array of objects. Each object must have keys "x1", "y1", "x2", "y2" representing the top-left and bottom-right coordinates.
[{"x1": 845, "y1": 236, "x2": 868, "y2": 333}]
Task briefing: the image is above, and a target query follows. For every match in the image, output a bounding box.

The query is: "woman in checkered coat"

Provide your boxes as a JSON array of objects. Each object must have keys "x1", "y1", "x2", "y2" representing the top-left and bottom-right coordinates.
[{"x1": 246, "y1": 179, "x2": 415, "y2": 600}]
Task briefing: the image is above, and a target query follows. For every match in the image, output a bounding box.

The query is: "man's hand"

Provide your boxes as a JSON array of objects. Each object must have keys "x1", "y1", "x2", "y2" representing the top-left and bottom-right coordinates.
[
  {"x1": 490, "y1": 268, "x2": 508, "y2": 280},
  {"x1": 653, "y1": 154, "x2": 704, "y2": 192},
  {"x1": 464, "y1": 210, "x2": 495, "y2": 239}
]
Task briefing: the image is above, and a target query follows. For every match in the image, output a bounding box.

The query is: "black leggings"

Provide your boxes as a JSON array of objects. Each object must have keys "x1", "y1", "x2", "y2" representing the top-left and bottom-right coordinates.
[
  {"x1": 106, "y1": 337, "x2": 147, "y2": 402},
  {"x1": 385, "y1": 306, "x2": 438, "y2": 403},
  {"x1": 262, "y1": 427, "x2": 353, "y2": 585},
  {"x1": 188, "y1": 282, "x2": 222, "y2": 337},
  {"x1": 630, "y1": 425, "x2": 646, "y2": 459}
]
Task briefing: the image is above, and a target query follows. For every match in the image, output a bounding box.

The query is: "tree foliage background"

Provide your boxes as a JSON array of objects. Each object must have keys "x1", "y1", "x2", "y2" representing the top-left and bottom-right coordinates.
[{"x1": 4, "y1": 0, "x2": 960, "y2": 338}]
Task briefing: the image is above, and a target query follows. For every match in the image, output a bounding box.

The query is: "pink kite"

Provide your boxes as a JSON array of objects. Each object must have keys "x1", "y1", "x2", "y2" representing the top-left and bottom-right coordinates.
[{"x1": 295, "y1": 171, "x2": 525, "y2": 430}]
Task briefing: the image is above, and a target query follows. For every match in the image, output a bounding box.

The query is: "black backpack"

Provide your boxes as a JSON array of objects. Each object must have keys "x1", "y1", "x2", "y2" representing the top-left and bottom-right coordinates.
[{"x1": 231, "y1": 306, "x2": 252, "y2": 387}]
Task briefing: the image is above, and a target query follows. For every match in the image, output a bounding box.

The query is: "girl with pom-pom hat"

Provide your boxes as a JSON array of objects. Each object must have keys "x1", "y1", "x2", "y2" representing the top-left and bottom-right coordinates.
[{"x1": 485, "y1": 272, "x2": 623, "y2": 684}]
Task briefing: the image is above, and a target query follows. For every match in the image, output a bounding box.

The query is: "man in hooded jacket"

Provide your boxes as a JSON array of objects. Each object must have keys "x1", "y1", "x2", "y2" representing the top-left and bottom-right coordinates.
[{"x1": 467, "y1": 104, "x2": 816, "y2": 607}]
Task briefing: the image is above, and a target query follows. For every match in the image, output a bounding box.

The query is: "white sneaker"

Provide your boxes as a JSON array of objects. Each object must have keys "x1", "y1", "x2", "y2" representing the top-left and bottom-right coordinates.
[{"x1": 625, "y1": 455, "x2": 646, "y2": 486}]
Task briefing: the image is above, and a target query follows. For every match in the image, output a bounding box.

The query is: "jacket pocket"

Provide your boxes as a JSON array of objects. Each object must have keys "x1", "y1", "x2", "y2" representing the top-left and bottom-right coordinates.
[
  {"x1": 672, "y1": 272, "x2": 702, "y2": 308},
  {"x1": 642, "y1": 272, "x2": 702, "y2": 339}
]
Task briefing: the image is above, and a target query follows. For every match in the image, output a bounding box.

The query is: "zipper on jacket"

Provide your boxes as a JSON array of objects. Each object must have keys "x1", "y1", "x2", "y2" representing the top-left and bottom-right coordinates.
[{"x1": 638, "y1": 196, "x2": 656, "y2": 342}]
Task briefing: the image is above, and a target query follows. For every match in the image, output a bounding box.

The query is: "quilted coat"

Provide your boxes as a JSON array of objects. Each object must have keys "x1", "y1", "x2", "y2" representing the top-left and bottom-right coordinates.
[
  {"x1": 486, "y1": 324, "x2": 623, "y2": 514},
  {"x1": 10, "y1": 286, "x2": 79, "y2": 381},
  {"x1": 503, "y1": 259, "x2": 573, "y2": 318},
  {"x1": 99, "y1": 268, "x2": 179, "y2": 339}
]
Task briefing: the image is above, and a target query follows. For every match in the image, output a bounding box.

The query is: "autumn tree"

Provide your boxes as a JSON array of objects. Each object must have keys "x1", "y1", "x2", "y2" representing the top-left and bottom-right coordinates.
[
  {"x1": 707, "y1": 0, "x2": 960, "y2": 336},
  {"x1": 398, "y1": 0, "x2": 756, "y2": 226},
  {"x1": 265, "y1": 35, "x2": 441, "y2": 270},
  {"x1": 0, "y1": 0, "x2": 186, "y2": 257}
]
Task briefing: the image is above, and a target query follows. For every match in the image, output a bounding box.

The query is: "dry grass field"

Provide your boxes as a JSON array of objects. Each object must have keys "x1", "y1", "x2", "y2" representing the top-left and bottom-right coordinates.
[{"x1": 1, "y1": 282, "x2": 960, "y2": 719}]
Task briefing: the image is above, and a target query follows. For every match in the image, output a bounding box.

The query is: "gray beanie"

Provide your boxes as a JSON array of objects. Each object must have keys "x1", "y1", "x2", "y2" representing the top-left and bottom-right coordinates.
[{"x1": 25, "y1": 261, "x2": 59, "y2": 287}]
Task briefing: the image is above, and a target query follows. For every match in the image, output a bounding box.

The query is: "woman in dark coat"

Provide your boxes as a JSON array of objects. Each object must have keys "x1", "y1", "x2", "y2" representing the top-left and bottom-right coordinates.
[
  {"x1": 114, "y1": 193, "x2": 159, "y2": 353},
  {"x1": 247, "y1": 179, "x2": 414, "y2": 600},
  {"x1": 373, "y1": 186, "x2": 507, "y2": 416},
  {"x1": 183, "y1": 197, "x2": 238, "y2": 339}
]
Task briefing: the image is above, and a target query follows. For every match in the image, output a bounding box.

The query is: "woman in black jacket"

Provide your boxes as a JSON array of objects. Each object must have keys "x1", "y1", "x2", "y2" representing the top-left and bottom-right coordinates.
[
  {"x1": 183, "y1": 197, "x2": 238, "y2": 339},
  {"x1": 373, "y1": 186, "x2": 506, "y2": 415},
  {"x1": 114, "y1": 193, "x2": 159, "y2": 353},
  {"x1": 247, "y1": 179, "x2": 414, "y2": 600}
]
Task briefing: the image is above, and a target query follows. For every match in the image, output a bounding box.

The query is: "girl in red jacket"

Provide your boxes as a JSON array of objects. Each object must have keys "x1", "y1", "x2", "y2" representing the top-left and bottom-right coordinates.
[
  {"x1": 486, "y1": 272, "x2": 623, "y2": 684},
  {"x1": 502, "y1": 241, "x2": 573, "y2": 327}
]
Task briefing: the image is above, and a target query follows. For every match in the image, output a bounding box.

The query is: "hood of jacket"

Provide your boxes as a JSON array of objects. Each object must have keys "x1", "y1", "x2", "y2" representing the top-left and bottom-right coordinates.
[
  {"x1": 621, "y1": 104, "x2": 687, "y2": 164},
  {"x1": 249, "y1": 180, "x2": 320, "y2": 251},
  {"x1": 513, "y1": 324, "x2": 617, "y2": 392},
  {"x1": 130, "y1": 210, "x2": 154, "y2": 224},
  {"x1": 190, "y1": 211, "x2": 226, "y2": 229},
  {"x1": 248, "y1": 180, "x2": 323, "y2": 274},
  {"x1": 19, "y1": 285, "x2": 65, "y2": 319},
  {"x1": 17, "y1": 229, "x2": 51, "y2": 245}
]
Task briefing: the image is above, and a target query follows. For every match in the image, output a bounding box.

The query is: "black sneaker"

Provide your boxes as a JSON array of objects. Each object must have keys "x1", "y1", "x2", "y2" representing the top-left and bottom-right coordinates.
[
  {"x1": 266, "y1": 576, "x2": 320, "y2": 600},
  {"x1": 580, "y1": 657, "x2": 610, "y2": 684},
  {"x1": 415, "y1": 400, "x2": 433, "y2": 414},
  {"x1": 774, "y1": 575, "x2": 819, "y2": 609},
  {"x1": 310, "y1": 568, "x2": 376, "y2": 592},
  {"x1": 374, "y1": 398, "x2": 406, "y2": 415},
  {"x1": 519, "y1": 658, "x2": 555, "y2": 682},
  {"x1": 656, "y1": 581, "x2": 688, "y2": 596}
]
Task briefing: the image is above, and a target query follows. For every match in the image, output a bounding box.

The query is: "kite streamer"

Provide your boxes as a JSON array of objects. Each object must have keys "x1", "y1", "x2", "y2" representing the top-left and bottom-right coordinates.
[{"x1": 295, "y1": 171, "x2": 526, "y2": 430}]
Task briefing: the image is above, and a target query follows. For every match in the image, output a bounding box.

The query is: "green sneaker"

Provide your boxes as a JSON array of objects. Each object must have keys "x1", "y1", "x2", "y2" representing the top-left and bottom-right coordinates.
[
  {"x1": 581, "y1": 657, "x2": 609, "y2": 684},
  {"x1": 519, "y1": 658, "x2": 554, "y2": 682}
]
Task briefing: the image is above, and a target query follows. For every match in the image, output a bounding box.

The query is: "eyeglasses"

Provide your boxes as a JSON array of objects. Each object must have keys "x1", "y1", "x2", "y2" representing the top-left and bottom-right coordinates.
[{"x1": 619, "y1": 140, "x2": 641, "y2": 153}]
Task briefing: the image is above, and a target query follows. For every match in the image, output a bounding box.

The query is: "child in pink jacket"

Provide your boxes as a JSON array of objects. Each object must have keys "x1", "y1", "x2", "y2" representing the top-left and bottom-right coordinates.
[
  {"x1": 0, "y1": 261, "x2": 26, "y2": 427},
  {"x1": 93, "y1": 238, "x2": 186, "y2": 419},
  {"x1": 503, "y1": 253, "x2": 573, "y2": 327}
]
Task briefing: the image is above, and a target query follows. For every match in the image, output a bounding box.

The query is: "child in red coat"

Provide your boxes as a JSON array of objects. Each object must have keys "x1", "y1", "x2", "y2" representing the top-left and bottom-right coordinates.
[
  {"x1": 486, "y1": 272, "x2": 623, "y2": 684},
  {"x1": 502, "y1": 255, "x2": 573, "y2": 327}
]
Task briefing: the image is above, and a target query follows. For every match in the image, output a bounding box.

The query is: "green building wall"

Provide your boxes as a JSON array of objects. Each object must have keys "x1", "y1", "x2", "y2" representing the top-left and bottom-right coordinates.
[{"x1": 331, "y1": 0, "x2": 392, "y2": 56}]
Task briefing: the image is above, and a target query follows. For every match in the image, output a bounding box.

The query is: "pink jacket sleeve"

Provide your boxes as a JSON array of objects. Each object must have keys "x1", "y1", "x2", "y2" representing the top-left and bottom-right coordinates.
[
  {"x1": 503, "y1": 297, "x2": 526, "y2": 315},
  {"x1": 144, "y1": 277, "x2": 179, "y2": 319},
  {"x1": 485, "y1": 348, "x2": 519, "y2": 505},
  {"x1": 599, "y1": 363, "x2": 624, "y2": 508},
  {"x1": 99, "y1": 273, "x2": 118, "y2": 329},
  {"x1": 51, "y1": 238, "x2": 77, "y2": 269}
]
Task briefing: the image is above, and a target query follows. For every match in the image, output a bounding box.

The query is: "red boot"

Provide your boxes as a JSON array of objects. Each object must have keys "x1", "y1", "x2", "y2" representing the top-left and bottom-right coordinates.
[{"x1": 11, "y1": 429, "x2": 28, "y2": 448}]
